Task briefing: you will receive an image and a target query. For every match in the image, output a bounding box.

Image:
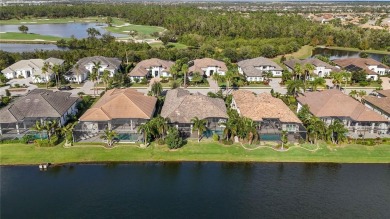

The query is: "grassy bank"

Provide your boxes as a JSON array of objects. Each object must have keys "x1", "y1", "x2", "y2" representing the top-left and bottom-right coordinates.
[
  {"x1": 273, "y1": 45, "x2": 314, "y2": 65},
  {"x1": 1, "y1": 141, "x2": 389, "y2": 165},
  {"x1": 0, "y1": 32, "x2": 66, "y2": 42},
  {"x1": 0, "y1": 17, "x2": 107, "y2": 25}
]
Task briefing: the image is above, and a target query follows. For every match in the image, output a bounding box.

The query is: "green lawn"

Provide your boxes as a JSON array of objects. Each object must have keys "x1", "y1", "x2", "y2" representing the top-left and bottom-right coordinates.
[
  {"x1": 149, "y1": 42, "x2": 188, "y2": 49},
  {"x1": 106, "y1": 24, "x2": 165, "y2": 37},
  {"x1": 273, "y1": 45, "x2": 314, "y2": 65},
  {"x1": 1, "y1": 141, "x2": 390, "y2": 165},
  {"x1": 0, "y1": 32, "x2": 66, "y2": 42}
]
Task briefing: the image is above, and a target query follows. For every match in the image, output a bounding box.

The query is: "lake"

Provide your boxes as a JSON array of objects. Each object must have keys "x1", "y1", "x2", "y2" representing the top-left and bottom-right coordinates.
[
  {"x1": 0, "y1": 43, "x2": 68, "y2": 52},
  {"x1": 1, "y1": 163, "x2": 389, "y2": 219},
  {"x1": 0, "y1": 23, "x2": 127, "y2": 38},
  {"x1": 312, "y1": 47, "x2": 389, "y2": 62}
]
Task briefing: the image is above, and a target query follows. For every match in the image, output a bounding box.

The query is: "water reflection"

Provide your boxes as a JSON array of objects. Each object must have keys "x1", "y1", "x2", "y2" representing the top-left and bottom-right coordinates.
[{"x1": 312, "y1": 48, "x2": 387, "y2": 61}]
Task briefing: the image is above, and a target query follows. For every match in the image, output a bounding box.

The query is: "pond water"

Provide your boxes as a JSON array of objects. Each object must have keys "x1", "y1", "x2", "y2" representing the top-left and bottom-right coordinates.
[
  {"x1": 0, "y1": 23, "x2": 127, "y2": 38},
  {"x1": 312, "y1": 47, "x2": 389, "y2": 62},
  {"x1": 0, "y1": 43, "x2": 68, "y2": 52},
  {"x1": 1, "y1": 163, "x2": 389, "y2": 219}
]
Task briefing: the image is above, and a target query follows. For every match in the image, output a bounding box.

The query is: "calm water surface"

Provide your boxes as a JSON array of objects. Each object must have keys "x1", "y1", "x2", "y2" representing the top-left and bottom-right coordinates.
[
  {"x1": 0, "y1": 23, "x2": 126, "y2": 38},
  {"x1": 312, "y1": 47, "x2": 389, "y2": 62},
  {"x1": 1, "y1": 163, "x2": 389, "y2": 219},
  {"x1": 0, "y1": 43, "x2": 67, "y2": 52}
]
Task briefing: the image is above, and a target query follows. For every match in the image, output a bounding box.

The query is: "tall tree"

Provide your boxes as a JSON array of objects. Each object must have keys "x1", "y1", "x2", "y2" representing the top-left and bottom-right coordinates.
[
  {"x1": 191, "y1": 117, "x2": 207, "y2": 142},
  {"x1": 18, "y1": 25, "x2": 28, "y2": 34},
  {"x1": 100, "y1": 127, "x2": 118, "y2": 148}
]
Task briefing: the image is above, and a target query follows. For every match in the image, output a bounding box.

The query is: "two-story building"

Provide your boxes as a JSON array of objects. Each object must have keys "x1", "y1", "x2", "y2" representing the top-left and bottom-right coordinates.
[
  {"x1": 297, "y1": 89, "x2": 389, "y2": 137},
  {"x1": 1, "y1": 58, "x2": 64, "y2": 83},
  {"x1": 65, "y1": 56, "x2": 121, "y2": 83},
  {"x1": 188, "y1": 58, "x2": 227, "y2": 80},
  {"x1": 333, "y1": 58, "x2": 389, "y2": 81},
  {"x1": 363, "y1": 89, "x2": 390, "y2": 121},
  {"x1": 284, "y1": 58, "x2": 339, "y2": 78},
  {"x1": 128, "y1": 58, "x2": 174, "y2": 81},
  {"x1": 237, "y1": 57, "x2": 283, "y2": 82}
]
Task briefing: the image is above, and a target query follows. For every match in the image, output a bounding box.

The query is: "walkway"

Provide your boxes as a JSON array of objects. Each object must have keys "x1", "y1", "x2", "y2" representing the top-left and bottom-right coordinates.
[{"x1": 207, "y1": 78, "x2": 218, "y2": 91}]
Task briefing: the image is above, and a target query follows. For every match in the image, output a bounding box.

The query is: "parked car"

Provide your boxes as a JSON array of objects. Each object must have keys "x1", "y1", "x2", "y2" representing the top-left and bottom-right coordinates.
[{"x1": 59, "y1": 86, "x2": 72, "y2": 90}]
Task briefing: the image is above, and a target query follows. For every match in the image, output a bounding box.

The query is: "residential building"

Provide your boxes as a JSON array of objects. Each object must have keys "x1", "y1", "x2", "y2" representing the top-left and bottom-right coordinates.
[
  {"x1": 238, "y1": 57, "x2": 283, "y2": 82},
  {"x1": 188, "y1": 58, "x2": 227, "y2": 80},
  {"x1": 333, "y1": 58, "x2": 389, "y2": 80},
  {"x1": 1, "y1": 58, "x2": 64, "y2": 83},
  {"x1": 128, "y1": 58, "x2": 174, "y2": 81},
  {"x1": 284, "y1": 58, "x2": 339, "y2": 78},
  {"x1": 66, "y1": 56, "x2": 121, "y2": 83},
  {"x1": 74, "y1": 88, "x2": 156, "y2": 142},
  {"x1": 297, "y1": 89, "x2": 389, "y2": 136},
  {"x1": 0, "y1": 89, "x2": 79, "y2": 136},
  {"x1": 231, "y1": 90, "x2": 305, "y2": 141},
  {"x1": 363, "y1": 89, "x2": 390, "y2": 120},
  {"x1": 161, "y1": 88, "x2": 228, "y2": 138}
]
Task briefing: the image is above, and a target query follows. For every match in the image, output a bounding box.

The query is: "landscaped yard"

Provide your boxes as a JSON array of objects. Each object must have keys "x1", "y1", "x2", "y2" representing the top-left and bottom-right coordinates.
[{"x1": 1, "y1": 140, "x2": 389, "y2": 165}]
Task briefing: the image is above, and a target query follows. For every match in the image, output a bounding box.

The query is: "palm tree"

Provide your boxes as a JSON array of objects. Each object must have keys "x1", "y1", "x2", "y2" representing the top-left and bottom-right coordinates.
[
  {"x1": 304, "y1": 63, "x2": 315, "y2": 81},
  {"x1": 243, "y1": 118, "x2": 258, "y2": 145},
  {"x1": 170, "y1": 62, "x2": 180, "y2": 80},
  {"x1": 264, "y1": 71, "x2": 273, "y2": 82},
  {"x1": 293, "y1": 63, "x2": 303, "y2": 80},
  {"x1": 74, "y1": 64, "x2": 81, "y2": 84},
  {"x1": 90, "y1": 71, "x2": 99, "y2": 97},
  {"x1": 331, "y1": 72, "x2": 343, "y2": 89},
  {"x1": 358, "y1": 90, "x2": 366, "y2": 102},
  {"x1": 281, "y1": 130, "x2": 288, "y2": 150},
  {"x1": 30, "y1": 121, "x2": 44, "y2": 140},
  {"x1": 328, "y1": 120, "x2": 348, "y2": 144},
  {"x1": 349, "y1": 90, "x2": 358, "y2": 99},
  {"x1": 92, "y1": 61, "x2": 102, "y2": 81},
  {"x1": 100, "y1": 127, "x2": 118, "y2": 147},
  {"x1": 62, "y1": 123, "x2": 75, "y2": 145},
  {"x1": 286, "y1": 80, "x2": 304, "y2": 96},
  {"x1": 41, "y1": 62, "x2": 50, "y2": 89},
  {"x1": 310, "y1": 77, "x2": 326, "y2": 91},
  {"x1": 101, "y1": 70, "x2": 111, "y2": 91},
  {"x1": 181, "y1": 64, "x2": 189, "y2": 88},
  {"x1": 51, "y1": 64, "x2": 61, "y2": 89},
  {"x1": 137, "y1": 122, "x2": 152, "y2": 145},
  {"x1": 153, "y1": 116, "x2": 169, "y2": 139},
  {"x1": 191, "y1": 117, "x2": 207, "y2": 142},
  {"x1": 151, "y1": 81, "x2": 163, "y2": 97},
  {"x1": 342, "y1": 71, "x2": 351, "y2": 91}
]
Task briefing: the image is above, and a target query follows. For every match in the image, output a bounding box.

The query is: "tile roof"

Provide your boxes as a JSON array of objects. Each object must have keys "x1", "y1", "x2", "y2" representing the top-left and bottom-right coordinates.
[
  {"x1": 333, "y1": 58, "x2": 389, "y2": 75},
  {"x1": 297, "y1": 89, "x2": 387, "y2": 122},
  {"x1": 129, "y1": 58, "x2": 174, "y2": 77},
  {"x1": 79, "y1": 88, "x2": 156, "y2": 121},
  {"x1": 188, "y1": 58, "x2": 228, "y2": 73},
  {"x1": 238, "y1": 57, "x2": 283, "y2": 77},
  {"x1": 376, "y1": 89, "x2": 390, "y2": 97},
  {"x1": 1, "y1": 58, "x2": 64, "y2": 76},
  {"x1": 232, "y1": 90, "x2": 302, "y2": 123},
  {"x1": 0, "y1": 89, "x2": 78, "y2": 123},
  {"x1": 67, "y1": 56, "x2": 121, "y2": 76},
  {"x1": 283, "y1": 58, "x2": 339, "y2": 72},
  {"x1": 161, "y1": 88, "x2": 228, "y2": 123},
  {"x1": 363, "y1": 96, "x2": 390, "y2": 116}
]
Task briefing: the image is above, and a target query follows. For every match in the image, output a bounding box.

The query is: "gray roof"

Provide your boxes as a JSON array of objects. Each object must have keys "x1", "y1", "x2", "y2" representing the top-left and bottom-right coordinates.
[
  {"x1": 238, "y1": 57, "x2": 283, "y2": 77},
  {"x1": 284, "y1": 58, "x2": 340, "y2": 72},
  {"x1": 161, "y1": 88, "x2": 228, "y2": 123},
  {"x1": 0, "y1": 89, "x2": 79, "y2": 123},
  {"x1": 67, "y1": 56, "x2": 121, "y2": 76},
  {"x1": 1, "y1": 58, "x2": 64, "y2": 76}
]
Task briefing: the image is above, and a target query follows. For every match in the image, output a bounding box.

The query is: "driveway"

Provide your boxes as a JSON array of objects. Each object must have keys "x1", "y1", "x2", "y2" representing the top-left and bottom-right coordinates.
[
  {"x1": 268, "y1": 78, "x2": 287, "y2": 94},
  {"x1": 0, "y1": 78, "x2": 37, "y2": 96},
  {"x1": 207, "y1": 78, "x2": 218, "y2": 91}
]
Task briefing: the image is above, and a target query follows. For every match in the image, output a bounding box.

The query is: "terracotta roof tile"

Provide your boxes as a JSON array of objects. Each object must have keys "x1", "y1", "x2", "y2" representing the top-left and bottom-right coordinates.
[
  {"x1": 188, "y1": 58, "x2": 228, "y2": 73},
  {"x1": 129, "y1": 58, "x2": 174, "y2": 77}
]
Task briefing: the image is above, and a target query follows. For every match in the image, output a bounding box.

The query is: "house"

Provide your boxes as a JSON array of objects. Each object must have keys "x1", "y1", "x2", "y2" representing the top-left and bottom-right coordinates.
[
  {"x1": 363, "y1": 89, "x2": 390, "y2": 120},
  {"x1": 237, "y1": 57, "x2": 283, "y2": 82},
  {"x1": 283, "y1": 58, "x2": 339, "y2": 78},
  {"x1": 0, "y1": 89, "x2": 79, "y2": 136},
  {"x1": 65, "y1": 56, "x2": 121, "y2": 83},
  {"x1": 75, "y1": 88, "x2": 156, "y2": 142},
  {"x1": 161, "y1": 88, "x2": 228, "y2": 138},
  {"x1": 188, "y1": 58, "x2": 227, "y2": 79},
  {"x1": 1, "y1": 58, "x2": 64, "y2": 83},
  {"x1": 231, "y1": 90, "x2": 304, "y2": 141},
  {"x1": 333, "y1": 58, "x2": 389, "y2": 81},
  {"x1": 297, "y1": 89, "x2": 389, "y2": 137},
  {"x1": 128, "y1": 58, "x2": 174, "y2": 81}
]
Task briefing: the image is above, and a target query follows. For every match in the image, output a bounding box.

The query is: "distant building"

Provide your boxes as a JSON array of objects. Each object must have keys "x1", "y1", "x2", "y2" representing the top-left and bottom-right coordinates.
[
  {"x1": 333, "y1": 58, "x2": 389, "y2": 81},
  {"x1": 188, "y1": 58, "x2": 227, "y2": 80},
  {"x1": 238, "y1": 57, "x2": 283, "y2": 82},
  {"x1": 1, "y1": 58, "x2": 64, "y2": 83},
  {"x1": 283, "y1": 58, "x2": 339, "y2": 78},
  {"x1": 66, "y1": 56, "x2": 121, "y2": 83},
  {"x1": 128, "y1": 58, "x2": 174, "y2": 81}
]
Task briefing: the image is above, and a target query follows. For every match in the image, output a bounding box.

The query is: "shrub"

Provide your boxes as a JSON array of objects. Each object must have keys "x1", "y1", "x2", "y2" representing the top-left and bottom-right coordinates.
[
  {"x1": 212, "y1": 133, "x2": 219, "y2": 142},
  {"x1": 157, "y1": 138, "x2": 165, "y2": 145},
  {"x1": 49, "y1": 135, "x2": 59, "y2": 146},
  {"x1": 222, "y1": 139, "x2": 233, "y2": 145},
  {"x1": 140, "y1": 77, "x2": 148, "y2": 85},
  {"x1": 165, "y1": 127, "x2": 183, "y2": 149},
  {"x1": 20, "y1": 135, "x2": 35, "y2": 144},
  {"x1": 171, "y1": 81, "x2": 179, "y2": 89},
  {"x1": 100, "y1": 91, "x2": 106, "y2": 97},
  {"x1": 34, "y1": 139, "x2": 51, "y2": 147},
  {"x1": 0, "y1": 139, "x2": 20, "y2": 144},
  {"x1": 14, "y1": 83, "x2": 20, "y2": 88},
  {"x1": 5, "y1": 89, "x2": 10, "y2": 97},
  {"x1": 359, "y1": 81, "x2": 369, "y2": 87}
]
